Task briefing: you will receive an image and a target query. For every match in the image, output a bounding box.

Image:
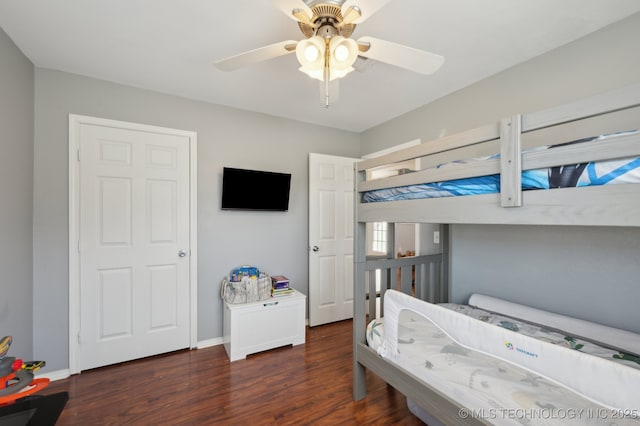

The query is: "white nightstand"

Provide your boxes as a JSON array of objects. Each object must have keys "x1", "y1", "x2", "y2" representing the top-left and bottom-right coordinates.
[{"x1": 223, "y1": 289, "x2": 306, "y2": 361}]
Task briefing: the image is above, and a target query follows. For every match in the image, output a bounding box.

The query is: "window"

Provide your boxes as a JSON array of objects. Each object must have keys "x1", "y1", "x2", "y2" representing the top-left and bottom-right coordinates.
[{"x1": 371, "y1": 222, "x2": 388, "y2": 253}]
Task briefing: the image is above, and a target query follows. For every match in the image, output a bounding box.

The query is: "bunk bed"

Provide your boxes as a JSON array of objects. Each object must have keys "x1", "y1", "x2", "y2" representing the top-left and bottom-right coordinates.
[{"x1": 352, "y1": 84, "x2": 640, "y2": 425}]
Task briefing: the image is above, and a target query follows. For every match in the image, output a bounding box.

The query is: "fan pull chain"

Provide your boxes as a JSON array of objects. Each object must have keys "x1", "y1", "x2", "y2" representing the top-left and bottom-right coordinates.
[{"x1": 324, "y1": 38, "x2": 330, "y2": 107}]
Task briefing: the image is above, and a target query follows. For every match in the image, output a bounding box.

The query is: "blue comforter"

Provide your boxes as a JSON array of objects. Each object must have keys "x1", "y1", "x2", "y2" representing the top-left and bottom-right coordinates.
[{"x1": 362, "y1": 132, "x2": 640, "y2": 203}]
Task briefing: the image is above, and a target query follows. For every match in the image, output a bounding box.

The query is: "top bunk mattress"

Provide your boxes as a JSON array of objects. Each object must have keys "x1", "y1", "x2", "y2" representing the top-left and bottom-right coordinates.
[
  {"x1": 362, "y1": 131, "x2": 640, "y2": 203},
  {"x1": 366, "y1": 290, "x2": 640, "y2": 425}
]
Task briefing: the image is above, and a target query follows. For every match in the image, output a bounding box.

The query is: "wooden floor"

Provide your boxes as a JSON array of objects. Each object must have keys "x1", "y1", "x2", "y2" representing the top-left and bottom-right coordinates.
[{"x1": 42, "y1": 319, "x2": 423, "y2": 425}]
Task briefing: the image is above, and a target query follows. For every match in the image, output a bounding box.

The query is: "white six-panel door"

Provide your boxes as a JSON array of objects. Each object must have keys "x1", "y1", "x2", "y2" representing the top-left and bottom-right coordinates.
[
  {"x1": 308, "y1": 153, "x2": 356, "y2": 327},
  {"x1": 71, "y1": 117, "x2": 195, "y2": 371}
]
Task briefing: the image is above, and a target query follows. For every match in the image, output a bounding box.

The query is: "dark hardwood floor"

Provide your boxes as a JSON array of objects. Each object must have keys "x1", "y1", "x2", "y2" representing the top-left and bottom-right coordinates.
[{"x1": 41, "y1": 319, "x2": 423, "y2": 425}]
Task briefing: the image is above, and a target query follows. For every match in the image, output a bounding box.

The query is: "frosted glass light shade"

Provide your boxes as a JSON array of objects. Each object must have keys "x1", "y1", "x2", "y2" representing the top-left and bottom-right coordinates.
[
  {"x1": 296, "y1": 36, "x2": 325, "y2": 75},
  {"x1": 329, "y1": 36, "x2": 358, "y2": 72}
]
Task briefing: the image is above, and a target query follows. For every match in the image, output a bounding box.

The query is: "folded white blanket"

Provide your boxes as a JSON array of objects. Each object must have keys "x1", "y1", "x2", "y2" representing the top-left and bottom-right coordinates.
[{"x1": 469, "y1": 293, "x2": 640, "y2": 356}]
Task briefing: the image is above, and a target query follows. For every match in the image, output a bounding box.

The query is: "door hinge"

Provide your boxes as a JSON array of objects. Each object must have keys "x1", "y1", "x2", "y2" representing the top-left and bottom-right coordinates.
[
  {"x1": 77, "y1": 331, "x2": 81, "y2": 344},
  {"x1": 77, "y1": 148, "x2": 80, "y2": 162}
]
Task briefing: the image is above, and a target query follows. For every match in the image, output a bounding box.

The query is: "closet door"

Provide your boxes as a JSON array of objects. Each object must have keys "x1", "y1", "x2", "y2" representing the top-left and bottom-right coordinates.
[
  {"x1": 74, "y1": 118, "x2": 194, "y2": 371},
  {"x1": 308, "y1": 153, "x2": 356, "y2": 326}
]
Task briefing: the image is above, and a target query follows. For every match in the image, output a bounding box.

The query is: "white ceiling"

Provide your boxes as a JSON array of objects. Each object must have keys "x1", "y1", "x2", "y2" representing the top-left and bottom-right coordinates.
[{"x1": 1, "y1": 0, "x2": 639, "y2": 132}]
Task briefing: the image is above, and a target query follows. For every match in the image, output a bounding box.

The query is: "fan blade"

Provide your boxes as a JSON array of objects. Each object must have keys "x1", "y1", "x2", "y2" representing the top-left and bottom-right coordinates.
[
  {"x1": 215, "y1": 40, "x2": 298, "y2": 72},
  {"x1": 341, "y1": 0, "x2": 392, "y2": 24},
  {"x1": 293, "y1": 9, "x2": 312, "y2": 26},
  {"x1": 340, "y1": 5, "x2": 362, "y2": 26},
  {"x1": 357, "y1": 36, "x2": 444, "y2": 75},
  {"x1": 273, "y1": 0, "x2": 313, "y2": 22}
]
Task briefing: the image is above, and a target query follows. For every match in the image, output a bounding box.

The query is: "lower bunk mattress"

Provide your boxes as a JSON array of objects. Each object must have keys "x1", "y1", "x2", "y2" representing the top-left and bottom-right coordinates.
[
  {"x1": 362, "y1": 131, "x2": 640, "y2": 203},
  {"x1": 367, "y1": 290, "x2": 640, "y2": 425}
]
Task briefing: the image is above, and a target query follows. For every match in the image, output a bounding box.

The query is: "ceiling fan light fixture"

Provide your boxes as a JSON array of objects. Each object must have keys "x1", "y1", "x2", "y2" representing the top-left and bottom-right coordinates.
[
  {"x1": 334, "y1": 45, "x2": 349, "y2": 61},
  {"x1": 216, "y1": 0, "x2": 445, "y2": 108},
  {"x1": 304, "y1": 44, "x2": 320, "y2": 62},
  {"x1": 329, "y1": 36, "x2": 358, "y2": 69},
  {"x1": 295, "y1": 35, "x2": 326, "y2": 80}
]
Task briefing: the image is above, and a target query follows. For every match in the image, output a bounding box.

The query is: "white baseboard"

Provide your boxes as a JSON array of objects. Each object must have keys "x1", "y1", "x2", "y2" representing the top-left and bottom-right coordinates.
[
  {"x1": 196, "y1": 337, "x2": 224, "y2": 349},
  {"x1": 35, "y1": 340, "x2": 227, "y2": 381},
  {"x1": 37, "y1": 369, "x2": 71, "y2": 382}
]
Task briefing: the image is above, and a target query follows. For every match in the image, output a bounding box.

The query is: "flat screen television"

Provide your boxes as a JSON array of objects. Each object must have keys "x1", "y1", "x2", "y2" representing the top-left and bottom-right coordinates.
[{"x1": 221, "y1": 167, "x2": 291, "y2": 211}]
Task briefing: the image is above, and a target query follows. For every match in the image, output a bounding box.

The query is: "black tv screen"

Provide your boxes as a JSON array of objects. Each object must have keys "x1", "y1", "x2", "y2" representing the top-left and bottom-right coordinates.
[{"x1": 221, "y1": 167, "x2": 291, "y2": 211}]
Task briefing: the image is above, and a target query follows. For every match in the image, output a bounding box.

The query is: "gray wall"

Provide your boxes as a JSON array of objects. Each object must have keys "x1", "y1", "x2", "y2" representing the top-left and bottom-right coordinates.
[
  {"x1": 360, "y1": 13, "x2": 640, "y2": 333},
  {"x1": 0, "y1": 28, "x2": 34, "y2": 358},
  {"x1": 362, "y1": 12, "x2": 640, "y2": 155},
  {"x1": 33, "y1": 69, "x2": 360, "y2": 370},
  {"x1": 450, "y1": 225, "x2": 640, "y2": 333}
]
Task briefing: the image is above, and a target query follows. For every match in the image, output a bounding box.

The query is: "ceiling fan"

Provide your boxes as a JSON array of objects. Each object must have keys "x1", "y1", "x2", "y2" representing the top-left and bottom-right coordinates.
[{"x1": 214, "y1": 0, "x2": 444, "y2": 107}]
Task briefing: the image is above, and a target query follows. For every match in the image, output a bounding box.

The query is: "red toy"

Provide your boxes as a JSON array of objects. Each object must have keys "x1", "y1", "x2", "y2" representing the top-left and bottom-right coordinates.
[{"x1": 0, "y1": 336, "x2": 49, "y2": 405}]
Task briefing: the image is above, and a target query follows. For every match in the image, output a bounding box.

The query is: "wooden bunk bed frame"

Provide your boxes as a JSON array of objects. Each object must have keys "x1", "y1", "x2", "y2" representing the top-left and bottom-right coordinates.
[{"x1": 352, "y1": 84, "x2": 640, "y2": 425}]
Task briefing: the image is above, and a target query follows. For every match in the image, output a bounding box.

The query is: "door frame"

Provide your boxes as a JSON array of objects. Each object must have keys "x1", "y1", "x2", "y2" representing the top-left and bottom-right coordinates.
[{"x1": 68, "y1": 114, "x2": 198, "y2": 374}]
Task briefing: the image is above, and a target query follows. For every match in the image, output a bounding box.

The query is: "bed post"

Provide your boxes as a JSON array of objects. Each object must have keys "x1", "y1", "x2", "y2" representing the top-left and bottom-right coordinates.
[
  {"x1": 382, "y1": 222, "x2": 396, "y2": 316},
  {"x1": 442, "y1": 224, "x2": 451, "y2": 302},
  {"x1": 353, "y1": 166, "x2": 367, "y2": 401}
]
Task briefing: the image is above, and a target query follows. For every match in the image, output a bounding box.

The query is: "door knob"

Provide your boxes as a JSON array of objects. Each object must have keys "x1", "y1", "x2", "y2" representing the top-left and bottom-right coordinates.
[
  {"x1": 178, "y1": 249, "x2": 187, "y2": 257},
  {"x1": 312, "y1": 245, "x2": 319, "y2": 252}
]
